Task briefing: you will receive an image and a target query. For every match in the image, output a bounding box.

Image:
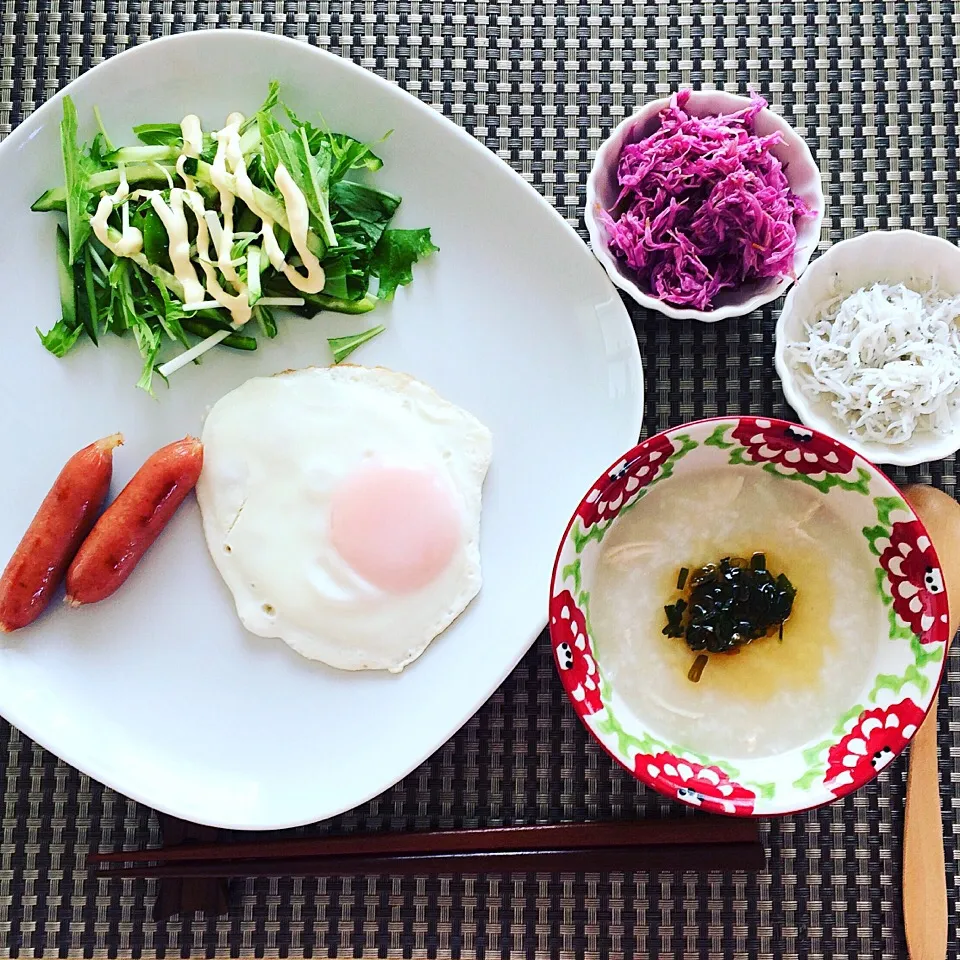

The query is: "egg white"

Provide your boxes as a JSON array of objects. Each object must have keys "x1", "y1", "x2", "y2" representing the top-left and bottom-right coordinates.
[{"x1": 196, "y1": 365, "x2": 493, "y2": 672}]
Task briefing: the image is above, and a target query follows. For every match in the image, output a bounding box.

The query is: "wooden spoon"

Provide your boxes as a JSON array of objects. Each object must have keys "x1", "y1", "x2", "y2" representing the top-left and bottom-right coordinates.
[{"x1": 902, "y1": 485, "x2": 960, "y2": 960}]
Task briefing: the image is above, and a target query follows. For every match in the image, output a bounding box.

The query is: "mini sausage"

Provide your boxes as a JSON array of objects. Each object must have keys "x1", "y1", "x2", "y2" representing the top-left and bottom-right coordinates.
[
  {"x1": 0, "y1": 433, "x2": 123, "y2": 632},
  {"x1": 66, "y1": 437, "x2": 203, "y2": 606}
]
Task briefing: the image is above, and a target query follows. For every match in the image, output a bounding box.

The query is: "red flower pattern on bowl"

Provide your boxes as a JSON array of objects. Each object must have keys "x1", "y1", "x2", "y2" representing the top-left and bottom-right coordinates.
[
  {"x1": 549, "y1": 590, "x2": 602, "y2": 715},
  {"x1": 550, "y1": 417, "x2": 950, "y2": 817},
  {"x1": 576, "y1": 433, "x2": 675, "y2": 528},
  {"x1": 731, "y1": 419, "x2": 855, "y2": 476},
  {"x1": 879, "y1": 521, "x2": 949, "y2": 641},
  {"x1": 824, "y1": 699, "x2": 925, "y2": 794},
  {"x1": 633, "y1": 751, "x2": 756, "y2": 815}
]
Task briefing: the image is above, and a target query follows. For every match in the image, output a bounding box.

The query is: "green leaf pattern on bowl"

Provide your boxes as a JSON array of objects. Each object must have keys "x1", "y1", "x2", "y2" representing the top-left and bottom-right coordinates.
[{"x1": 550, "y1": 418, "x2": 950, "y2": 816}]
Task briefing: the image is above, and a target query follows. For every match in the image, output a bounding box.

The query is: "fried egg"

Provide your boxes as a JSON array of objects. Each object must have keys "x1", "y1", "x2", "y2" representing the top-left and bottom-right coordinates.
[{"x1": 196, "y1": 365, "x2": 493, "y2": 672}]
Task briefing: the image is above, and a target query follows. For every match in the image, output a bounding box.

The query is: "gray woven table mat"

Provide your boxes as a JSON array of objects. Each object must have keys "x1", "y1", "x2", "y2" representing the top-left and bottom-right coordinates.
[{"x1": 1, "y1": 1, "x2": 959, "y2": 957}]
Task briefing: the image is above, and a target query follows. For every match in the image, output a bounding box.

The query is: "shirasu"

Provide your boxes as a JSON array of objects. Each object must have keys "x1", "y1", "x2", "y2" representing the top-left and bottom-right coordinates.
[{"x1": 787, "y1": 282, "x2": 960, "y2": 445}]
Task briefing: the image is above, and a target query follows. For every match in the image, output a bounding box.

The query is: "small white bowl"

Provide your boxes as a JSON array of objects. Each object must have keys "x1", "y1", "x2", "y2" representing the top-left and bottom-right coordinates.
[
  {"x1": 775, "y1": 230, "x2": 960, "y2": 467},
  {"x1": 585, "y1": 90, "x2": 825, "y2": 322}
]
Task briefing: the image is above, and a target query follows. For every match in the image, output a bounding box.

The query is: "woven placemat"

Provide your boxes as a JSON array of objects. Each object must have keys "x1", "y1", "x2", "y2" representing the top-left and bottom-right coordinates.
[{"x1": 1, "y1": 2, "x2": 959, "y2": 957}]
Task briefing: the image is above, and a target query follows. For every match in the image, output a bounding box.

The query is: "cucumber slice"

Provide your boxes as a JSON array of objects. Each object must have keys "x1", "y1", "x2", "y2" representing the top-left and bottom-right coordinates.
[
  {"x1": 81, "y1": 250, "x2": 99, "y2": 345},
  {"x1": 31, "y1": 163, "x2": 178, "y2": 213},
  {"x1": 55, "y1": 225, "x2": 77, "y2": 329},
  {"x1": 247, "y1": 245, "x2": 262, "y2": 307},
  {"x1": 103, "y1": 145, "x2": 180, "y2": 165},
  {"x1": 31, "y1": 189, "x2": 67, "y2": 213}
]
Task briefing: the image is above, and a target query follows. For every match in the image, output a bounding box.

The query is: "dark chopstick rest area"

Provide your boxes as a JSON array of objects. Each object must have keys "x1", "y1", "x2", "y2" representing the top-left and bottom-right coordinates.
[
  {"x1": 152, "y1": 814, "x2": 229, "y2": 920},
  {"x1": 96, "y1": 817, "x2": 765, "y2": 912}
]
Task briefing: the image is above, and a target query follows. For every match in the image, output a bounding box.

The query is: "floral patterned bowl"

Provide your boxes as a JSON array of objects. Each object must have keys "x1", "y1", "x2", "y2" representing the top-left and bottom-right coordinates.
[{"x1": 549, "y1": 417, "x2": 951, "y2": 816}]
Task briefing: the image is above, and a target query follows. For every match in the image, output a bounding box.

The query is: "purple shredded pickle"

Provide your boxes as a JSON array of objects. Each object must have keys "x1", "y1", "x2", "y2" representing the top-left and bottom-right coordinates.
[{"x1": 599, "y1": 90, "x2": 815, "y2": 311}]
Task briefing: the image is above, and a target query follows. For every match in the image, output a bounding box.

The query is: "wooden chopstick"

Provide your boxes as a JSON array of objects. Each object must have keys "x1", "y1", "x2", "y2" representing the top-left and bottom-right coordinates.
[
  {"x1": 90, "y1": 818, "x2": 759, "y2": 865},
  {"x1": 93, "y1": 842, "x2": 765, "y2": 879},
  {"x1": 90, "y1": 819, "x2": 764, "y2": 878},
  {"x1": 153, "y1": 813, "x2": 228, "y2": 920}
]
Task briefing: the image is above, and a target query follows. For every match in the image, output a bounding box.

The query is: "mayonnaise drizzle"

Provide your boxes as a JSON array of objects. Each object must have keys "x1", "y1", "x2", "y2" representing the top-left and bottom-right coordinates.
[
  {"x1": 210, "y1": 113, "x2": 244, "y2": 288},
  {"x1": 148, "y1": 189, "x2": 206, "y2": 305},
  {"x1": 183, "y1": 191, "x2": 252, "y2": 326},
  {"x1": 91, "y1": 110, "x2": 324, "y2": 330},
  {"x1": 181, "y1": 114, "x2": 203, "y2": 156},
  {"x1": 212, "y1": 113, "x2": 286, "y2": 274},
  {"x1": 176, "y1": 114, "x2": 203, "y2": 191},
  {"x1": 274, "y1": 164, "x2": 325, "y2": 294},
  {"x1": 90, "y1": 166, "x2": 144, "y2": 257}
]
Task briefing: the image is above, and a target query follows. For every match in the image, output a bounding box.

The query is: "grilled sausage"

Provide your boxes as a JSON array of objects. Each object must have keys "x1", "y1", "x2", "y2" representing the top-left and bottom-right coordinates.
[
  {"x1": 0, "y1": 433, "x2": 123, "y2": 632},
  {"x1": 66, "y1": 437, "x2": 203, "y2": 605}
]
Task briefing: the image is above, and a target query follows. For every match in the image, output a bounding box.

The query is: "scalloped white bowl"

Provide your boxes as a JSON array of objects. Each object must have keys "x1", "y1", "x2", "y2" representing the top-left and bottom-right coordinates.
[
  {"x1": 585, "y1": 90, "x2": 825, "y2": 322},
  {"x1": 775, "y1": 230, "x2": 960, "y2": 467}
]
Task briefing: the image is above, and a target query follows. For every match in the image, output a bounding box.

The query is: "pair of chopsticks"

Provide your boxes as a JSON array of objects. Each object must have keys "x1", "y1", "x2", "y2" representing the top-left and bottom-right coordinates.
[{"x1": 90, "y1": 818, "x2": 764, "y2": 879}]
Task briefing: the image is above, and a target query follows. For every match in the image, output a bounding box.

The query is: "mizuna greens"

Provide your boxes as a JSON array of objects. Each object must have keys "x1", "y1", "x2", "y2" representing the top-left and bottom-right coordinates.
[{"x1": 32, "y1": 83, "x2": 437, "y2": 391}]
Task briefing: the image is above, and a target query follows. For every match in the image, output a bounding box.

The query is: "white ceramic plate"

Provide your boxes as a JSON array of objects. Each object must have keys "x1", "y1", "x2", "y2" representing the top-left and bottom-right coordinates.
[{"x1": 0, "y1": 31, "x2": 643, "y2": 829}]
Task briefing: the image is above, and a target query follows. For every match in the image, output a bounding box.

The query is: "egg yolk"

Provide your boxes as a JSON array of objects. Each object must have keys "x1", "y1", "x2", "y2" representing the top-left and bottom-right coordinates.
[{"x1": 329, "y1": 465, "x2": 462, "y2": 593}]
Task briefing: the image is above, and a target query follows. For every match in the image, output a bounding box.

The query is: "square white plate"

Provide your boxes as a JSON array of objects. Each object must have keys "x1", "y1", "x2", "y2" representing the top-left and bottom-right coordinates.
[{"x1": 0, "y1": 30, "x2": 644, "y2": 828}]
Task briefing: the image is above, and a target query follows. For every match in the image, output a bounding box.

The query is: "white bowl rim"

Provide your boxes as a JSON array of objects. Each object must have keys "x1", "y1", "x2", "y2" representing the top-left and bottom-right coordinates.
[
  {"x1": 585, "y1": 89, "x2": 826, "y2": 323},
  {"x1": 774, "y1": 229, "x2": 960, "y2": 467}
]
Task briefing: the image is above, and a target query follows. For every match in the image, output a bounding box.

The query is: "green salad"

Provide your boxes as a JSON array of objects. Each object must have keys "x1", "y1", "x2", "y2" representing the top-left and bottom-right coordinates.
[{"x1": 33, "y1": 82, "x2": 436, "y2": 392}]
